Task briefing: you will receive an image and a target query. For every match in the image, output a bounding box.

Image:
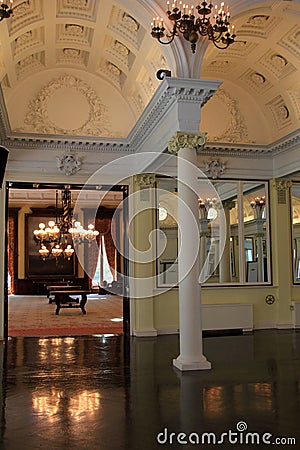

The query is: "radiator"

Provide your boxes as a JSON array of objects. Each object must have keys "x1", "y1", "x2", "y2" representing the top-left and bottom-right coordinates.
[
  {"x1": 201, "y1": 303, "x2": 253, "y2": 332},
  {"x1": 291, "y1": 302, "x2": 300, "y2": 328}
]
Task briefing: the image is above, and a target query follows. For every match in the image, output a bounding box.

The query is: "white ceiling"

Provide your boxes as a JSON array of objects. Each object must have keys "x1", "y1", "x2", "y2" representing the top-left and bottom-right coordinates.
[
  {"x1": 9, "y1": 186, "x2": 124, "y2": 207},
  {"x1": 0, "y1": 0, "x2": 299, "y2": 146}
]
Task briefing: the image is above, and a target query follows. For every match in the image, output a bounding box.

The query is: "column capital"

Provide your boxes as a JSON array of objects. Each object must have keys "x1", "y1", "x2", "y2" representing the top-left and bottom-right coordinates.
[
  {"x1": 272, "y1": 178, "x2": 292, "y2": 192},
  {"x1": 168, "y1": 132, "x2": 206, "y2": 154},
  {"x1": 222, "y1": 199, "x2": 236, "y2": 210},
  {"x1": 134, "y1": 174, "x2": 156, "y2": 187}
]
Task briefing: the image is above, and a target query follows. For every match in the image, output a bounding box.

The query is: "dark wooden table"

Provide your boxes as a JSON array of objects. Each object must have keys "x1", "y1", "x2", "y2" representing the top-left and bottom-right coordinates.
[
  {"x1": 50, "y1": 290, "x2": 91, "y2": 315},
  {"x1": 47, "y1": 285, "x2": 82, "y2": 303}
]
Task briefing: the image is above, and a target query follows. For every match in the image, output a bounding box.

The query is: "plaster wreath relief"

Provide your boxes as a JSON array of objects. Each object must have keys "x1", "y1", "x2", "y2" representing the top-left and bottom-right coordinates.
[
  {"x1": 206, "y1": 89, "x2": 253, "y2": 144},
  {"x1": 57, "y1": 152, "x2": 82, "y2": 176},
  {"x1": 22, "y1": 74, "x2": 113, "y2": 136}
]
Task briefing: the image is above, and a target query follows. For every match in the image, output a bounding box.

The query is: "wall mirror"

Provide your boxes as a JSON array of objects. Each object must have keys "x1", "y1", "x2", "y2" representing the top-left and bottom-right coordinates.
[
  {"x1": 156, "y1": 178, "x2": 271, "y2": 286},
  {"x1": 291, "y1": 184, "x2": 300, "y2": 283}
]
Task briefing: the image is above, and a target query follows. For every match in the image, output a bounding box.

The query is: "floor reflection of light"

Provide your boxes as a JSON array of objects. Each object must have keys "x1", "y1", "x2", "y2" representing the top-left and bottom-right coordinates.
[
  {"x1": 32, "y1": 388, "x2": 61, "y2": 422},
  {"x1": 69, "y1": 390, "x2": 101, "y2": 420},
  {"x1": 38, "y1": 337, "x2": 76, "y2": 363},
  {"x1": 92, "y1": 334, "x2": 116, "y2": 338},
  {"x1": 110, "y1": 317, "x2": 123, "y2": 322},
  {"x1": 250, "y1": 383, "x2": 273, "y2": 412},
  {"x1": 32, "y1": 389, "x2": 101, "y2": 423},
  {"x1": 203, "y1": 386, "x2": 224, "y2": 418}
]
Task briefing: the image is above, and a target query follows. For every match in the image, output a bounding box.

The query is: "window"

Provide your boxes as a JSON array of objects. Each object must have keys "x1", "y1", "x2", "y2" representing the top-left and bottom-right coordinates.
[
  {"x1": 92, "y1": 236, "x2": 114, "y2": 286},
  {"x1": 291, "y1": 184, "x2": 300, "y2": 283}
]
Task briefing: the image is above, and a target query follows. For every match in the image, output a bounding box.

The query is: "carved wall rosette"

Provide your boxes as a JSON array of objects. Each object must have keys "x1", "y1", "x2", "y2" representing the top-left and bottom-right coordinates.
[{"x1": 57, "y1": 152, "x2": 82, "y2": 176}]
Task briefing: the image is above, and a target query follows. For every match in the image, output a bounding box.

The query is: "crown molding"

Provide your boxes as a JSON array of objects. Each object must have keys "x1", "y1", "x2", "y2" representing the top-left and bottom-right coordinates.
[
  {"x1": 204, "y1": 129, "x2": 300, "y2": 158},
  {"x1": 0, "y1": 76, "x2": 299, "y2": 160}
]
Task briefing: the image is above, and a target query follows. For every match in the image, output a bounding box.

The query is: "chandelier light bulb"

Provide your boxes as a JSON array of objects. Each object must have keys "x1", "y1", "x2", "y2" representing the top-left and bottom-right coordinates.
[
  {"x1": 152, "y1": 0, "x2": 236, "y2": 52},
  {"x1": 39, "y1": 245, "x2": 50, "y2": 260},
  {"x1": 32, "y1": 189, "x2": 100, "y2": 260}
]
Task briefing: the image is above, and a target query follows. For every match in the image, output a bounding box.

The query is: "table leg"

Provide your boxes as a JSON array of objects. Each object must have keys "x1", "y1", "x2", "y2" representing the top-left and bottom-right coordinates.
[
  {"x1": 80, "y1": 294, "x2": 87, "y2": 314},
  {"x1": 55, "y1": 294, "x2": 63, "y2": 315},
  {"x1": 55, "y1": 301, "x2": 60, "y2": 315}
]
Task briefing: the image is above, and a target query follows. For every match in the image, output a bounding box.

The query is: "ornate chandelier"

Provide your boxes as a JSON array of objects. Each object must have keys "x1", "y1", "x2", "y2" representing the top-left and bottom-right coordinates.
[
  {"x1": 33, "y1": 189, "x2": 99, "y2": 261},
  {"x1": 151, "y1": 1, "x2": 236, "y2": 53},
  {"x1": 251, "y1": 196, "x2": 266, "y2": 219},
  {"x1": 0, "y1": 1, "x2": 13, "y2": 21},
  {"x1": 198, "y1": 197, "x2": 218, "y2": 220}
]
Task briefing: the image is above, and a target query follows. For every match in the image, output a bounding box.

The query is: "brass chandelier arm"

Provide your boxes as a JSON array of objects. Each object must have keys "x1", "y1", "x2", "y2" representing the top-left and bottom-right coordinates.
[
  {"x1": 32, "y1": 188, "x2": 99, "y2": 261},
  {"x1": 0, "y1": 2, "x2": 13, "y2": 22},
  {"x1": 151, "y1": 1, "x2": 236, "y2": 54},
  {"x1": 151, "y1": 24, "x2": 177, "y2": 46}
]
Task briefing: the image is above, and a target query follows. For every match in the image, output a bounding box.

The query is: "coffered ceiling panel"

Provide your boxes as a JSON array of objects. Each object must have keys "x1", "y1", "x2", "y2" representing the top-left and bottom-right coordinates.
[
  {"x1": 201, "y1": 0, "x2": 300, "y2": 145},
  {"x1": 0, "y1": 0, "x2": 298, "y2": 148},
  {"x1": 0, "y1": 0, "x2": 169, "y2": 138}
]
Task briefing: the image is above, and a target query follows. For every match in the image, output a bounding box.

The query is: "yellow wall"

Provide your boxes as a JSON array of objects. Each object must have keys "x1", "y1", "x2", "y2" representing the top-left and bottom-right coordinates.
[{"x1": 133, "y1": 178, "x2": 296, "y2": 334}]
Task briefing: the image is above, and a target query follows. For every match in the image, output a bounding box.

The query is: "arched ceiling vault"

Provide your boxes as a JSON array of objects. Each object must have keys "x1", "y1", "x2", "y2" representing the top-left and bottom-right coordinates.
[
  {"x1": 0, "y1": 0, "x2": 298, "y2": 147},
  {"x1": 201, "y1": 0, "x2": 300, "y2": 145}
]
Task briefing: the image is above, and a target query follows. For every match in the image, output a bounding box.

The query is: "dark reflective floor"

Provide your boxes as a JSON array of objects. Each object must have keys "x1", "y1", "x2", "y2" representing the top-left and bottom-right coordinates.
[{"x1": 1, "y1": 330, "x2": 300, "y2": 449}]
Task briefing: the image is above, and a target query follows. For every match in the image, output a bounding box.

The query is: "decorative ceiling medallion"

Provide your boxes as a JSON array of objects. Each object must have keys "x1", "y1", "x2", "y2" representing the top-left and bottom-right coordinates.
[
  {"x1": 267, "y1": 95, "x2": 291, "y2": 129},
  {"x1": 122, "y1": 13, "x2": 139, "y2": 32},
  {"x1": 108, "y1": 6, "x2": 142, "y2": 50},
  {"x1": 107, "y1": 62, "x2": 121, "y2": 77},
  {"x1": 16, "y1": 51, "x2": 45, "y2": 79},
  {"x1": 9, "y1": 0, "x2": 43, "y2": 37},
  {"x1": 209, "y1": 60, "x2": 230, "y2": 70},
  {"x1": 66, "y1": 0, "x2": 88, "y2": 8},
  {"x1": 114, "y1": 40, "x2": 129, "y2": 56},
  {"x1": 65, "y1": 23, "x2": 84, "y2": 35},
  {"x1": 57, "y1": 152, "x2": 82, "y2": 176},
  {"x1": 23, "y1": 74, "x2": 112, "y2": 136},
  {"x1": 247, "y1": 15, "x2": 270, "y2": 26},
  {"x1": 258, "y1": 49, "x2": 295, "y2": 80},
  {"x1": 251, "y1": 72, "x2": 266, "y2": 84},
  {"x1": 239, "y1": 14, "x2": 280, "y2": 39},
  {"x1": 270, "y1": 54, "x2": 287, "y2": 69},
  {"x1": 57, "y1": 0, "x2": 93, "y2": 20}
]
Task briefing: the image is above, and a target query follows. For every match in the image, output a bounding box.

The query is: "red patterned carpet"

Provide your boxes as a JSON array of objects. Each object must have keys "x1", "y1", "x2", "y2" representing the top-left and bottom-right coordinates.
[{"x1": 8, "y1": 294, "x2": 124, "y2": 337}]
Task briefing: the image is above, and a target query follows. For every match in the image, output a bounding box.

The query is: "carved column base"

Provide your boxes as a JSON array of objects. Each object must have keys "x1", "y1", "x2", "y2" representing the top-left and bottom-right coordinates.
[{"x1": 173, "y1": 355, "x2": 211, "y2": 371}]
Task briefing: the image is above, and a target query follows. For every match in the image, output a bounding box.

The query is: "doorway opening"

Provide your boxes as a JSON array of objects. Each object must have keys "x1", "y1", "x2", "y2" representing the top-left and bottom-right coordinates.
[{"x1": 6, "y1": 181, "x2": 129, "y2": 338}]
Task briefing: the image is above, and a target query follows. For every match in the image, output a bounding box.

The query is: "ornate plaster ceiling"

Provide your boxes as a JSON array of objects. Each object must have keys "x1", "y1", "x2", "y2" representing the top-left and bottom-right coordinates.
[
  {"x1": 201, "y1": 0, "x2": 300, "y2": 145},
  {"x1": 0, "y1": 0, "x2": 298, "y2": 147},
  {"x1": 0, "y1": 0, "x2": 169, "y2": 138}
]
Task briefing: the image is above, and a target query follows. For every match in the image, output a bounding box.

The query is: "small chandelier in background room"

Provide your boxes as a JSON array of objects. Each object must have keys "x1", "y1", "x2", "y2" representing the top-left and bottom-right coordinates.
[
  {"x1": 0, "y1": 1, "x2": 13, "y2": 21},
  {"x1": 198, "y1": 197, "x2": 218, "y2": 220},
  {"x1": 33, "y1": 188, "x2": 99, "y2": 261},
  {"x1": 151, "y1": 1, "x2": 236, "y2": 53},
  {"x1": 251, "y1": 196, "x2": 266, "y2": 219}
]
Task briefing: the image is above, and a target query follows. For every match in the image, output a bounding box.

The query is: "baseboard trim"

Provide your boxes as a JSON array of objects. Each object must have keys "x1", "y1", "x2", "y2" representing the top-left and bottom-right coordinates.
[
  {"x1": 133, "y1": 328, "x2": 158, "y2": 337},
  {"x1": 156, "y1": 326, "x2": 179, "y2": 335}
]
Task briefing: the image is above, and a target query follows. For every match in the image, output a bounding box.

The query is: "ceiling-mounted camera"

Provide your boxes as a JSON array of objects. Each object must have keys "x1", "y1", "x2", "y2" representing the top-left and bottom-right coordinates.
[{"x1": 156, "y1": 69, "x2": 171, "y2": 80}]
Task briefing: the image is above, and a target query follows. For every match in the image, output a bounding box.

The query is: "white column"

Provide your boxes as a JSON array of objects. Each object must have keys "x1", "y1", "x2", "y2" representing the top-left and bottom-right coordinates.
[
  {"x1": 219, "y1": 201, "x2": 234, "y2": 283},
  {"x1": 0, "y1": 186, "x2": 6, "y2": 340},
  {"x1": 169, "y1": 133, "x2": 211, "y2": 371},
  {"x1": 256, "y1": 234, "x2": 264, "y2": 282}
]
